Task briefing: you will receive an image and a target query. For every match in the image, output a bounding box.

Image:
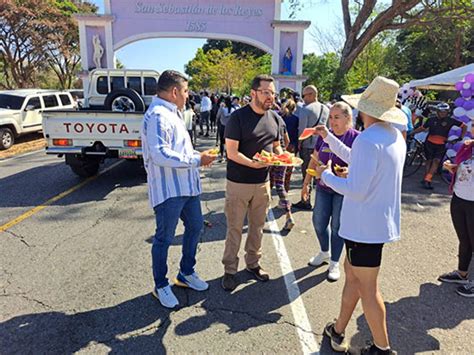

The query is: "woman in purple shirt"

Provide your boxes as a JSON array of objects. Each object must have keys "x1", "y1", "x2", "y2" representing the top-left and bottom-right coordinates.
[{"x1": 301, "y1": 102, "x2": 360, "y2": 281}]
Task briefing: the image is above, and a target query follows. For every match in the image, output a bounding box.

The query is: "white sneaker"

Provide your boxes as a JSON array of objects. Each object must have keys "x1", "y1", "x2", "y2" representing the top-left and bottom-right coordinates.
[
  {"x1": 177, "y1": 272, "x2": 209, "y2": 291},
  {"x1": 308, "y1": 251, "x2": 330, "y2": 267},
  {"x1": 152, "y1": 285, "x2": 179, "y2": 308},
  {"x1": 327, "y1": 261, "x2": 341, "y2": 281}
]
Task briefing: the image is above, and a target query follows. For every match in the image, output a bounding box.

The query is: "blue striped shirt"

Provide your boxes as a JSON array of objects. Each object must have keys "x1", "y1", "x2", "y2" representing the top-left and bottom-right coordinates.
[{"x1": 141, "y1": 97, "x2": 202, "y2": 208}]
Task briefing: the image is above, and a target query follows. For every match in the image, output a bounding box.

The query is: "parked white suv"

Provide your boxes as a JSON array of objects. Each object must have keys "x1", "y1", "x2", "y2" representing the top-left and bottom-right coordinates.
[
  {"x1": 85, "y1": 69, "x2": 160, "y2": 112},
  {"x1": 0, "y1": 89, "x2": 75, "y2": 150}
]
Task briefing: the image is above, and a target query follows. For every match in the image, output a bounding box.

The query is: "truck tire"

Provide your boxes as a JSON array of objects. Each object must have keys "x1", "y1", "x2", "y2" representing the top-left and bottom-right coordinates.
[
  {"x1": 66, "y1": 154, "x2": 100, "y2": 178},
  {"x1": 0, "y1": 127, "x2": 14, "y2": 150},
  {"x1": 104, "y1": 89, "x2": 145, "y2": 112}
]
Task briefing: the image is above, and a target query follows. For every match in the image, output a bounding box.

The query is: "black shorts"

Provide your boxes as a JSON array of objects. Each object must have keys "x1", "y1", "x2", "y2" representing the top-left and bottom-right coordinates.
[
  {"x1": 424, "y1": 141, "x2": 445, "y2": 160},
  {"x1": 345, "y1": 240, "x2": 384, "y2": 267}
]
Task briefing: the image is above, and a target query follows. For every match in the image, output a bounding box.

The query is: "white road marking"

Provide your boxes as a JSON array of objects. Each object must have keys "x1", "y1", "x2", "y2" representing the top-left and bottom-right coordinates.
[
  {"x1": 267, "y1": 208, "x2": 320, "y2": 354},
  {"x1": 0, "y1": 148, "x2": 45, "y2": 163}
]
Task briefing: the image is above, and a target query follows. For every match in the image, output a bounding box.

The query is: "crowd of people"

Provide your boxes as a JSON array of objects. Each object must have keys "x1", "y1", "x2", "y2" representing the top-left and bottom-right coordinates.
[{"x1": 141, "y1": 70, "x2": 474, "y2": 355}]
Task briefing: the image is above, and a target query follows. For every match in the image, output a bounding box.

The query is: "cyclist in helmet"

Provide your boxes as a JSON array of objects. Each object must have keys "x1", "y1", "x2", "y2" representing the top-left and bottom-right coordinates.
[{"x1": 410, "y1": 102, "x2": 466, "y2": 189}]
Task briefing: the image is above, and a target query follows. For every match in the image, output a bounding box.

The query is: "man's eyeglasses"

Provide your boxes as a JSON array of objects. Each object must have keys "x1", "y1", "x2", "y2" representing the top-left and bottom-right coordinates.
[
  {"x1": 256, "y1": 89, "x2": 276, "y2": 97},
  {"x1": 302, "y1": 92, "x2": 312, "y2": 98}
]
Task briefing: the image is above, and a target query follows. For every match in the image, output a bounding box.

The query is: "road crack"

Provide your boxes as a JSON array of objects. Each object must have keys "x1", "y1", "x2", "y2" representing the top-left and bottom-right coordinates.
[
  {"x1": 20, "y1": 295, "x2": 53, "y2": 310},
  {"x1": 46, "y1": 196, "x2": 121, "y2": 258},
  {"x1": 4, "y1": 230, "x2": 32, "y2": 247}
]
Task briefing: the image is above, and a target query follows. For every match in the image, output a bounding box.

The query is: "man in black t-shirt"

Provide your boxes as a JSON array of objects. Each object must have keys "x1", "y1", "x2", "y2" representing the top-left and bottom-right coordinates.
[{"x1": 221, "y1": 74, "x2": 283, "y2": 291}]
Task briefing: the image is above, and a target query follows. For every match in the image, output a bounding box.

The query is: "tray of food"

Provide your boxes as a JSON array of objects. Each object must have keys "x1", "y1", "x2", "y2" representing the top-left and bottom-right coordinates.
[{"x1": 253, "y1": 150, "x2": 303, "y2": 167}]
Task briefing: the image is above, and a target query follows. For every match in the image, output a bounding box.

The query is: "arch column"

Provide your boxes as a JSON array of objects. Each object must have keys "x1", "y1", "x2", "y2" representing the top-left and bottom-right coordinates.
[
  {"x1": 75, "y1": 14, "x2": 115, "y2": 104},
  {"x1": 271, "y1": 20, "x2": 310, "y2": 94}
]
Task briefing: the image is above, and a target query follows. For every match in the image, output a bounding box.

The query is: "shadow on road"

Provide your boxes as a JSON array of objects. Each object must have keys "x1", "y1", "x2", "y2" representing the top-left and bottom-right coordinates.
[
  {"x1": 0, "y1": 293, "x2": 170, "y2": 354},
  {"x1": 0, "y1": 159, "x2": 146, "y2": 209},
  {"x1": 350, "y1": 282, "x2": 474, "y2": 353},
  {"x1": 0, "y1": 267, "x2": 329, "y2": 353},
  {"x1": 174, "y1": 267, "x2": 327, "y2": 337}
]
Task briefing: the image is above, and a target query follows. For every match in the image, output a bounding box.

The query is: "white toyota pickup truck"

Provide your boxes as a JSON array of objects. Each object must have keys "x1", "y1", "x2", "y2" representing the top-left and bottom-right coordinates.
[
  {"x1": 43, "y1": 110, "x2": 143, "y2": 177},
  {"x1": 42, "y1": 69, "x2": 159, "y2": 177}
]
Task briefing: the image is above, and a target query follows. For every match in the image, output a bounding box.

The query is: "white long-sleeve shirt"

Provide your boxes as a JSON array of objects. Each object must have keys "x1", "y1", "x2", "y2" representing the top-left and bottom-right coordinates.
[
  {"x1": 142, "y1": 97, "x2": 202, "y2": 207},
  {"x1": 321, "y1": 122, "x2": 406, "y2": 243},
  {"x1": 200, "y1": 96, "x2": 212, "y2": 112}
]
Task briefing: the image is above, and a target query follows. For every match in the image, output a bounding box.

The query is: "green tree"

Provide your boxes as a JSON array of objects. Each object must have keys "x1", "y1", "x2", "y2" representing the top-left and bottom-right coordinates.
[
  {"x1": 202, "y1": 39, "x2": 266, "y2": 58},
  {"x1": 0, "y1": 0, "x2": 96, "y2": 89},
  {"x1": 303, "y1": 52, "x2": 339, "y2": 101},
  {"x1": 46, "y1": 1, "x2": 97, "y2": 89},
  {"x1": 392, "y1": 7, "x2": 474, "y2": 80},
  {"x1": 292, "y1": 0, "x2": 474, "y2": 94},
  {"x1": 185, "y1": 45, "x2": 270, "y2": 95}
]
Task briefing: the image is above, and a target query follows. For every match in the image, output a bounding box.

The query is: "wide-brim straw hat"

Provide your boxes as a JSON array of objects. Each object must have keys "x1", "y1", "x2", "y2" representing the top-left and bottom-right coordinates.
[{"x1": 341, "y1": 76, "x2": 406, "y2": 124}]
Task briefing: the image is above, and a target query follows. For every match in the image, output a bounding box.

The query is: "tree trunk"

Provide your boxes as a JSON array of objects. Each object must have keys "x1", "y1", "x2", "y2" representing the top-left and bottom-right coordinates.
[{"x1": 453, "y1": 31, "x2": 462, "y2": 67}]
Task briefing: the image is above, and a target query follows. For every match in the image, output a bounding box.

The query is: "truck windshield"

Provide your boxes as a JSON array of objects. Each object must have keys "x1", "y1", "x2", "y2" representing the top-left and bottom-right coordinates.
[{"x1": 0, "y1": 94, "x2": 25, "y2": 110}]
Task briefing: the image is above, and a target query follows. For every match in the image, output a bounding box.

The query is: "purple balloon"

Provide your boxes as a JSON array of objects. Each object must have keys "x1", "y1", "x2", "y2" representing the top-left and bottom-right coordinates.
[
  {"x1": 455, "y1": 81, "x2": 464, "y2": 91},
  {"x1": 448, "y1": 127, "x2": 462, "y2": 137},
  {"x1": 461, "y1": 89, "x2": 472, "y2": 98},
  {"x1": 453, "y1": 142, "x2": 463, "y2": 151},
  {"x1": 465, "y1": 73, "x2": 474, "y2": 83},
  {"x1": 464, "y1": 100, "x2": 474, "y2": 110},
  {"x1": 455, "y1": 97, "x2": 465, "y2": 107},
  {"x1": 460, "y1": 115, "x2": 471, "y2": 123}
]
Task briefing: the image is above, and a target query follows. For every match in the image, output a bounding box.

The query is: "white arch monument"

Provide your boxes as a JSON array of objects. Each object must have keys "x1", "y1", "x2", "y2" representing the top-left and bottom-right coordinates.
[{"x1": 76, "y1": 0, "x2": 310, "y2": 93}]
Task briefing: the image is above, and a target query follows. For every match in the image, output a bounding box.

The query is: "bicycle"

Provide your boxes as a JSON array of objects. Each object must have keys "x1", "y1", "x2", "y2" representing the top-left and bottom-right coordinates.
[{"x1": 403, "y1": 137, "x2": 457, "y2": 184}]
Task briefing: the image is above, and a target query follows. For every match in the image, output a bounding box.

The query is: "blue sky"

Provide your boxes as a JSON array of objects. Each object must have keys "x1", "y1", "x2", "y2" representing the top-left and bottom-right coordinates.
[{"x1": 89, "y1": 0, "x2": 342, "y2": 73}]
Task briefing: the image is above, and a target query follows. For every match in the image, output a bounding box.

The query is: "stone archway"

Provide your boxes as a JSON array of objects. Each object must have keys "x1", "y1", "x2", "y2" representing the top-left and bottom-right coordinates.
[{"x1": 76, "y1": 0, "x2": 310, "y2": 93}]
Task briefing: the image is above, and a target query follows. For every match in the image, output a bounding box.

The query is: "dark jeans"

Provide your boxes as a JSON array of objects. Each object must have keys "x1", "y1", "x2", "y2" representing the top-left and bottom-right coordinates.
[
  {"x1": 200, "y1": 111, "x2": 210, "y2": 135},
  {"x1": 152, "y1": 195, "x2": 204, "y2": 289},
  {"x1": 218, "y1": 124, "x2": 226, "y2": 157},
  {"x1": 451, "y1": 193, "x2": 474, "y2": 272},
  {"x1": 312, "y1": 189, "x2": 344, "y2": 262}
]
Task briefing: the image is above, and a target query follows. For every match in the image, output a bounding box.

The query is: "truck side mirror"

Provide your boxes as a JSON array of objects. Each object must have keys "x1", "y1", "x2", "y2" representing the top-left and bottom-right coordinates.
[{"x1": 25, "y1": 105, "x2": 36, "y2": 111}]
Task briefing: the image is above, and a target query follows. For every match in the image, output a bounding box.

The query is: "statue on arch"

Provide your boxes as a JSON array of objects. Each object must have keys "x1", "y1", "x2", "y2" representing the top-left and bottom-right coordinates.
[
  {"x1": 282, "y1": 47, "x2": 293, "y2": 75},
  {"x1": 92, "y1": 34, "x2": 104, "y2": 69}
]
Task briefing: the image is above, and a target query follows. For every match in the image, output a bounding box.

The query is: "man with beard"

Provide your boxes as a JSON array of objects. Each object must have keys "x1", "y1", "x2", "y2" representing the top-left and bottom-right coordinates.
[{"x1": 221, "y1": 75, "x2": 283, "y2": 291}]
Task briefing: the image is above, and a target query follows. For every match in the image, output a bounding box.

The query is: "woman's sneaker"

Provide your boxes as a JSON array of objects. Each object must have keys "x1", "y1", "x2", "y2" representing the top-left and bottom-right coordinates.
[
  {"x1": 360, "y1": 342, "x2": 397, "y2": 354},
  {"x1": 438, "y1": 270, "x2": 469, "y2": 284},
  {"x1": 324, "y1": 321, "x2": 349, "y2": 352},
  {"x1": 308, "y1": 251, "x2": 330, "y2": 267},
  {"x1": 456, "y1": 281, "x2": 474, "y2": 298},
  {"x1": 283, "y1": 218, "x2": 295, "y2": 231},
  {"x1": 327, "y1": 261, "x2": 341, "y2": 282}
]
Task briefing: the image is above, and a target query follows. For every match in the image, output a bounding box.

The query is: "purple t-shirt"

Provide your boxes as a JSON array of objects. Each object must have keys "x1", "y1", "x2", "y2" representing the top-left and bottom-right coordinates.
[{"x1": 314, "y1": 128, "x2": 360, "y2": 193}]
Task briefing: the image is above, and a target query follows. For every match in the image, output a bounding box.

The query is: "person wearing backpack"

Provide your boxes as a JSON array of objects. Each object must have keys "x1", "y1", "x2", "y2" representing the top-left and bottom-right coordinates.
[{"x1": 294, "y1": 85, "x2": 329, "y2": 210}]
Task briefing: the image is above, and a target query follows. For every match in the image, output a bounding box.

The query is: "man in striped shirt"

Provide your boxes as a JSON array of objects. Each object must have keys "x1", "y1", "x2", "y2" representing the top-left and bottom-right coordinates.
[{"x1": 142, "y1": 70, "x2": 216, "y2": 309}]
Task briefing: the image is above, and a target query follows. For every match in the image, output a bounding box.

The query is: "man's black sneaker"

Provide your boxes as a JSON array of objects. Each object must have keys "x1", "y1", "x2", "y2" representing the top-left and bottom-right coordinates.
[
  {"x1": 421, "y1": 180, "x2": 433, "y2": 190},
  {"x1": 360, "y1": 343, "x2": 397, "y2": 355},
  {"x1": 246, "y1": 266, "x2": 270, "y2": 281},
  {"x1": 324, "y1": 321, "x2": 349, "y2": 352},
  {"x1": 293, "y1": 200, "x2": 312, "y2": 210},
  {"x1": 438, "y1": 270, "x2": 469, "y2": 284},
  {"x1": 456, "y1": 281, "x2": 474, "y2": 298},
  {"x1": 221, "y1": 273, "x2": 238, "y2": 291}
]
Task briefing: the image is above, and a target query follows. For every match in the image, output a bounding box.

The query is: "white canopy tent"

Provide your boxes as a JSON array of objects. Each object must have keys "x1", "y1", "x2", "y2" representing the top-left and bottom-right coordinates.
[{"x1": 409, "y1": 63, "x2": 474, "y2": 90}]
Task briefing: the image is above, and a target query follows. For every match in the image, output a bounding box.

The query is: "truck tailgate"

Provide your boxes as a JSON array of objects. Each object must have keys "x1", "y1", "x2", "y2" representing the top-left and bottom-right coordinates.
[{"x1": 42, "y1": 110, "x2": 144, "y2": 155}]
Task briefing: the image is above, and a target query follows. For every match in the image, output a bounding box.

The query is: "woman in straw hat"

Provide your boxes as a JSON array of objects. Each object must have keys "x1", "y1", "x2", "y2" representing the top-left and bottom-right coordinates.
[{"x1": 313, "y1": 76, "x2": 406, "y2": 354}]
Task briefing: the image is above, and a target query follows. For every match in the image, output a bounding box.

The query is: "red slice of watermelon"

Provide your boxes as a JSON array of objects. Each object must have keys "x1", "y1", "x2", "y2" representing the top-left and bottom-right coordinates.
[{"x1": 298, "y1": 128, "x2": 316, "y2": 141}]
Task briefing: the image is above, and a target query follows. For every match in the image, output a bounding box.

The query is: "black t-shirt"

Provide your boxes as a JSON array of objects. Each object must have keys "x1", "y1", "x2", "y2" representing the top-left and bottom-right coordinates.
[
  {"x1": 225, "y1": 105, "x2": 280, "y2": 183},
  {"x1": 423, "y1": 115, "x2": 462, "y2": 143}
]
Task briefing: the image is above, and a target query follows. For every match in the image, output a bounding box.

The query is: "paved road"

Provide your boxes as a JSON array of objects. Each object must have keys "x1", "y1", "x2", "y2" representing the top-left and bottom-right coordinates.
[{"x1": 1, "y1": 138, "x2": 473, "y2": 354}]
